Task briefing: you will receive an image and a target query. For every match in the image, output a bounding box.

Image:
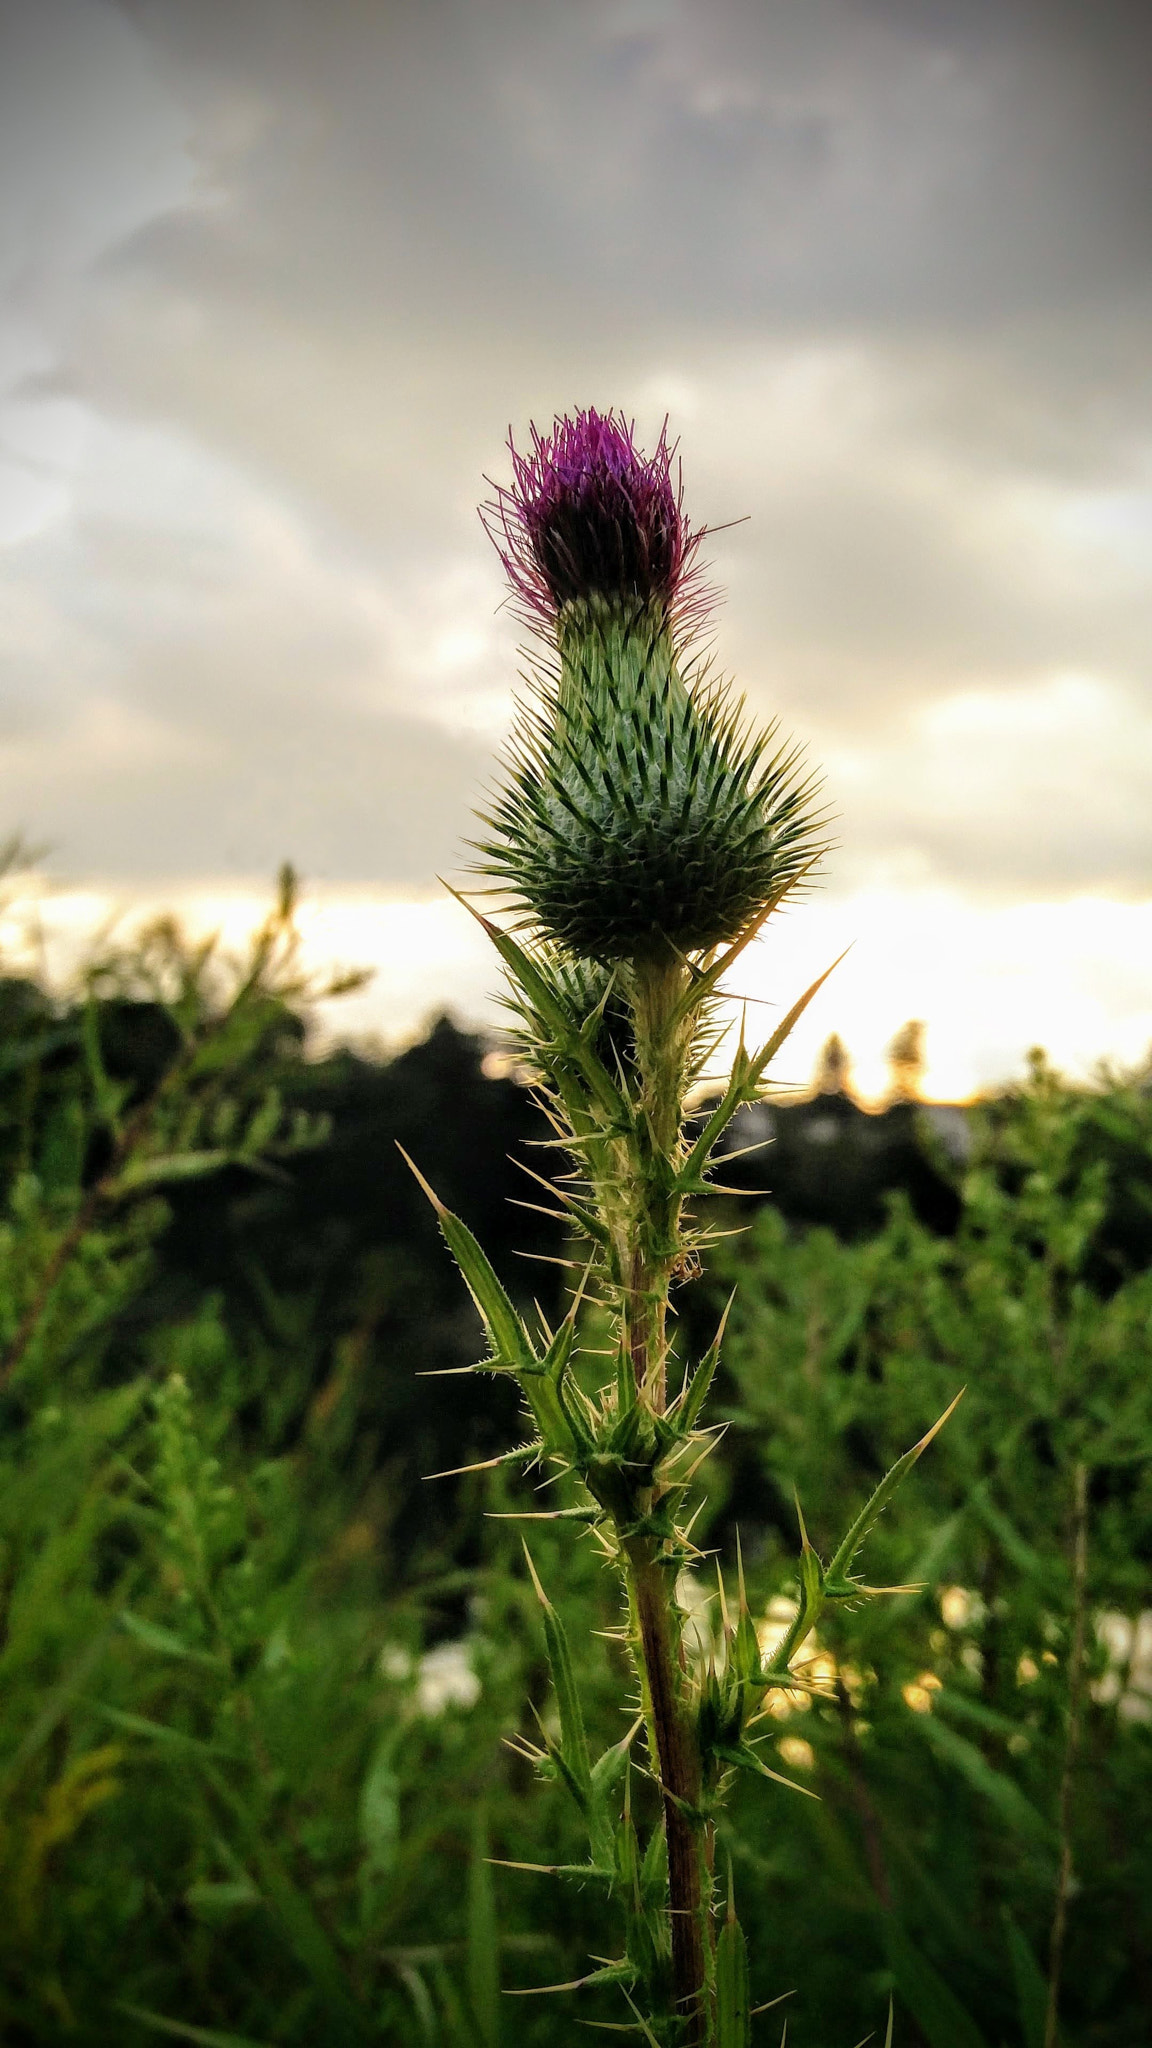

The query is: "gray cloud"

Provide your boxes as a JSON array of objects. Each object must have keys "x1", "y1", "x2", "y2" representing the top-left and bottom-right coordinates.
[{"x1": 1, "y1": 0, "x2": 1151, "y2": 902}]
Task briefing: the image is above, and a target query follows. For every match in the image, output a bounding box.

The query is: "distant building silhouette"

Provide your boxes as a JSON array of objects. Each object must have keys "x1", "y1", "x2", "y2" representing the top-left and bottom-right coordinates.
[
  {"x1": 813, "y1": 1031, "x2": 853, "y2": 1097},
  {"x1": 887, "y1": 1018, "x2": 927, "y2": 1102}
]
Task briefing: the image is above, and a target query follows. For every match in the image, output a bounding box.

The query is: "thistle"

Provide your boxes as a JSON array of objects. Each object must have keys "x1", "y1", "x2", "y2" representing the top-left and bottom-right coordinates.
[
  {"x1": 477, "y1": 407, "x2": 824, "y2": 962},
  {"x1": 409, "y1": 410, "x2": 956, "y2": 2045}
]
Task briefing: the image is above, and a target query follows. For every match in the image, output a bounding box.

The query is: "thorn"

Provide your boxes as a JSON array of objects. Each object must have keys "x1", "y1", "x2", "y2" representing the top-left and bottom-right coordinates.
[
  {"x1": 395, "y1": 1142, "x2": 445, "y2": 1215},
  {"x1": 750, "y1": 1990, "x2": 795, "y2": 2019},
  {"x1": 521, "y1": 1538, "x2": 549, "y2": 1608},
  {"x1": 913, "y1": 1385, "x2": 966, "y2": 1454},
  {"x1": 423, "y1": 1445, "x2": 538, "y2": 1479},
  {"x1": 715, "y1": 1559, "x2": 731, "y2": 1638}
]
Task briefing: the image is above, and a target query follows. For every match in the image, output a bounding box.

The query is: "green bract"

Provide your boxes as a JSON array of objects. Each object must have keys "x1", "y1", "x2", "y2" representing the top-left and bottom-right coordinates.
[{"x1": 477, "y1": 596, "x2": 825, "y2": 963}]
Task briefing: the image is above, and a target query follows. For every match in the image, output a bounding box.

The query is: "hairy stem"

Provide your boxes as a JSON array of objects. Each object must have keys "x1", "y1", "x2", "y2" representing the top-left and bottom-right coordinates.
[
  {"x1": 626, "y1": 954, "x2": 692, "y2": 1410},
  {"x1": 621, "y1": 954, "x2": 714, "y2": 2039},
  {"x1": 626, "y1": 1537, "x2": 712, "y2": 2045}
]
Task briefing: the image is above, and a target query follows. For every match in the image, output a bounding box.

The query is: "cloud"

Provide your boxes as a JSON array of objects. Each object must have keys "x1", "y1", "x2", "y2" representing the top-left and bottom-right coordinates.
[
  {"x1": 1, "y1": 0, "x2": 1151, "y2": 918},
  {"x1": 0, "y1": 410, "x2": 493, "y2": 882}
]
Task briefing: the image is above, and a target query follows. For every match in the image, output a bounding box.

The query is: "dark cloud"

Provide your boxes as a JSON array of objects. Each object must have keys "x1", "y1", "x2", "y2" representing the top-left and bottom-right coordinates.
[
  {"x1": 109, "y1": 0, "x2": 1152, "y2": 328},
  {"x1": 1, "y1": 0, "x2": 1151, "y2": 904}
]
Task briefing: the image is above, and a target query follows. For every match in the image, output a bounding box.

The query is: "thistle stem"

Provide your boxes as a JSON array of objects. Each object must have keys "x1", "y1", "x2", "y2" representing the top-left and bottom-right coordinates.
[
  {"x1": 622, "y1": 952, "x2": 714, "y2": 2040},
  {"x1": 626, "y1": 1537, "x2": 712, "y2": 2045}
]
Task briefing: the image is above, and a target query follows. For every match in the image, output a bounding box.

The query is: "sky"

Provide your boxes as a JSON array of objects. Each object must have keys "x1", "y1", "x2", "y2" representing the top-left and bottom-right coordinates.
[{"x1": 2, "y1": 0, "x2": 1152, "y2": 1097}]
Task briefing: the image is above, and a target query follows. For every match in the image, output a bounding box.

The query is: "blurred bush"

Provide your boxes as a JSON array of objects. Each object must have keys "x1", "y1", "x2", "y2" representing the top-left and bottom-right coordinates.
[
  {"x1": 0, "y1": 868, "x2": 1149, "y2": 2044},
  {"x1": 693, "y1": 1052, "x2": 1152, "y2": 2047}
]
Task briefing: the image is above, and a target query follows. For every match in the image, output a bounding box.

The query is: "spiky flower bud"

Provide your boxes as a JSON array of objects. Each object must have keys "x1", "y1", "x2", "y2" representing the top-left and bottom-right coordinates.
[
  {"x1": 482, "y1": 407, "x2": 702, "y2": 634},
  {"x1": 477, "y1": 409, "x2": 824, "y2": 965}
]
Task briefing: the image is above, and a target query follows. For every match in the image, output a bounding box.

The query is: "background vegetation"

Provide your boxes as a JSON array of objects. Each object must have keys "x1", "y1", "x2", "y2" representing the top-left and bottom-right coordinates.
[{"x1": 0, "y1": 873, "x2": 1148, "y2": 2047}]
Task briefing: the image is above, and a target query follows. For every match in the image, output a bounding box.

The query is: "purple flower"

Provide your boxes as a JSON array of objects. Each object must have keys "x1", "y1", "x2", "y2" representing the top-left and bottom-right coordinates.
[{"x1": 482, "y1": 408, "x2": 708, "y2": 633}]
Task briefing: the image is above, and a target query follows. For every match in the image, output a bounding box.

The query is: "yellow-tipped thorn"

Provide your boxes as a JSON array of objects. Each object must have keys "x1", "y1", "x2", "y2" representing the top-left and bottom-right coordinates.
[
  {"x1": 750, "y1": 1990, "x2": 795, "y2": 2019},
  {"x1": 395, "y1": 1141, "x2": 446, "y2": 1215},
  {"x1": 912, "y1": 1385, "x2": 966, "y2": 1455},
  {"x1": 521, "y1": 1538, "x2": 550, "y2": 1610},
  {"x1": 715, "y1": 1559, "x2": 732, "y2": 1638}
]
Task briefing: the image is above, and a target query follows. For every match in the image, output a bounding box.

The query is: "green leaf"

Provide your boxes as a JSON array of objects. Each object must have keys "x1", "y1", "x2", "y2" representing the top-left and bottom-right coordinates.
[
  {"x1": 184, "y1": 1880, "x2": 262, "y2": 1919},
  {"x1": 468, "y1": 1806, "x2": 501, "y2": 2048},
  {"x1": 522, "y1": 1545, "x2": 592, "y2": 1808},
  {"x1": 0, "y1": 1634, "x2": 110, "y2": 1793},
  {"x1": 118, "y1": 2005, "x2": 275, "y2": 2048},
  {"x1": 359, "y1": 1729, "x2": 402, "y2": 1878},
  {"x1": 199, "y1": 1764, "x2": 371, "y2": 2044},
  {"x1": 970, "y1": 1493, "x2": 1047, "y2": 1580},
  {"x1": 716, "y1": 1872, "x2": 751, "y2": 2048},
  {"x1": 118, "y1": 1609, "x2": 225, "y2": 1667},
  {"x1": 1003, "y1": 1910, "x2": 1048, "y2": 2048},
  {"x1": 111, "y1": 1149, "x2": 238, "y2": 1194},
  {"x1": 711, "y1": 1742, "x2": 821, "y2": 1800},
  {"x1": 826, "y1": 1391, "x2": 965, "y2": 1590},
  {"x1": 431, "y1": 1959, "x2": 477, "y2": 2047},
  {"x1": 394, "y1": 1964, "x2": 439, "y2": 2047},
  {"x1": 397, "y1": 1149, "x2": 538, "y2": 1374},
  {"x1": 885, "y1": 1925, "x2": 989, "y2": 2048},
  {"x1": 88, "y1": 1704, "x2": 238, "y2": 1760},
  {"x1": 914, "y1": 1715, "x2": 1054, "y2": 1849}
]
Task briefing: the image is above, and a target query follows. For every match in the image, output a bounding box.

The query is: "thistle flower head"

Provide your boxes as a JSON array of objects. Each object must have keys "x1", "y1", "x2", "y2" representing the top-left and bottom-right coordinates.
[
  {"x1": 475, "y1": 411, "x2": 827, "y2": 963},
  {"x1": 482, "y1": 408, "x2": 707, "y2": 635}
]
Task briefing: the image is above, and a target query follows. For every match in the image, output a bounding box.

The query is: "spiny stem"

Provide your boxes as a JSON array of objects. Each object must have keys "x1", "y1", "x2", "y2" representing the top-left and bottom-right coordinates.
[
  {"x1": 621, "y1": 952, "x2": 715, "y2": 2039},
  {"x1": 626, "y1": 1537, "x2": 712, "y2": 2046}
]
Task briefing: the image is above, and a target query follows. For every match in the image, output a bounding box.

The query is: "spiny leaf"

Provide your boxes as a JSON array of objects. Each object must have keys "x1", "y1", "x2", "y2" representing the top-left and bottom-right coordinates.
[
  {"x1": 425, "y1": 1442, "x2": 542, "y2": 1481},
  {"x1": 438, "y1": 884, "x2": 630, "y2": 1123},
  {"x1": 716, "y1": 1865, "x2": 751, "y2": 2048},
  {"x1": 667, "y1": 860, "x2": 825, "y2": 1034},
  {"x1": 711, "y1": 1741, "x2": 821, "y2": 1800},
  {"x1": 522, "y1": 1543, "x2": 592, "y2": 1805},
  {"x1": 669, "y1": 1293, "x2": 734, "y2": 1432},
  {"x1": 504, "y1": 1960, "x2": 638, "y2": 1996},
  {"x1": 674, "y1": 953, "x2": 846, "y2": 1195},
  {"x1": 397, "y1": 1147, "x2": 537, "y2": 1374},
  {"x1": 826, "y1": 1390, "x2": 965, "y2": 1591}
]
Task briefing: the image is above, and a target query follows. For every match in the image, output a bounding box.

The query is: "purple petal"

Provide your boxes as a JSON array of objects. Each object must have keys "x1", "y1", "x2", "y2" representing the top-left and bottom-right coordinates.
[{"x1": 482, "y1": 407, "x2": 709, "y2": 633}]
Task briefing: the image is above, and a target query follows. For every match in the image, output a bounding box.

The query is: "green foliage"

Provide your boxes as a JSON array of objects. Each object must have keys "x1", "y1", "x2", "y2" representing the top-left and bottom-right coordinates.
[
  {"x1": 0, "y1": 878, "x2": 590, "y2": 2046},
  {"x1": 701, "y1": 1054, "x2": 1152, "y2": 2044},
  {"x1": 1, "y1": 843, "x2": 1149, "y2": 2047}
]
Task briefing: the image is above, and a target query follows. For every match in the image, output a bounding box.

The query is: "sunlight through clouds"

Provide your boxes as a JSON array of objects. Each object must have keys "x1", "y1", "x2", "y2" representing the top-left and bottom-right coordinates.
[{"x1": 11, "y1": 879, "x2": 1152, "y2": 1105}]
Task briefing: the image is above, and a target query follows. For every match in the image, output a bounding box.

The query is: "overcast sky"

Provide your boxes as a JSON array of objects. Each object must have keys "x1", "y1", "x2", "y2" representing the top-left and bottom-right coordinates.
[{"x1": 2, "y1": 0, "x2": 1152, "y2": 1090}]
